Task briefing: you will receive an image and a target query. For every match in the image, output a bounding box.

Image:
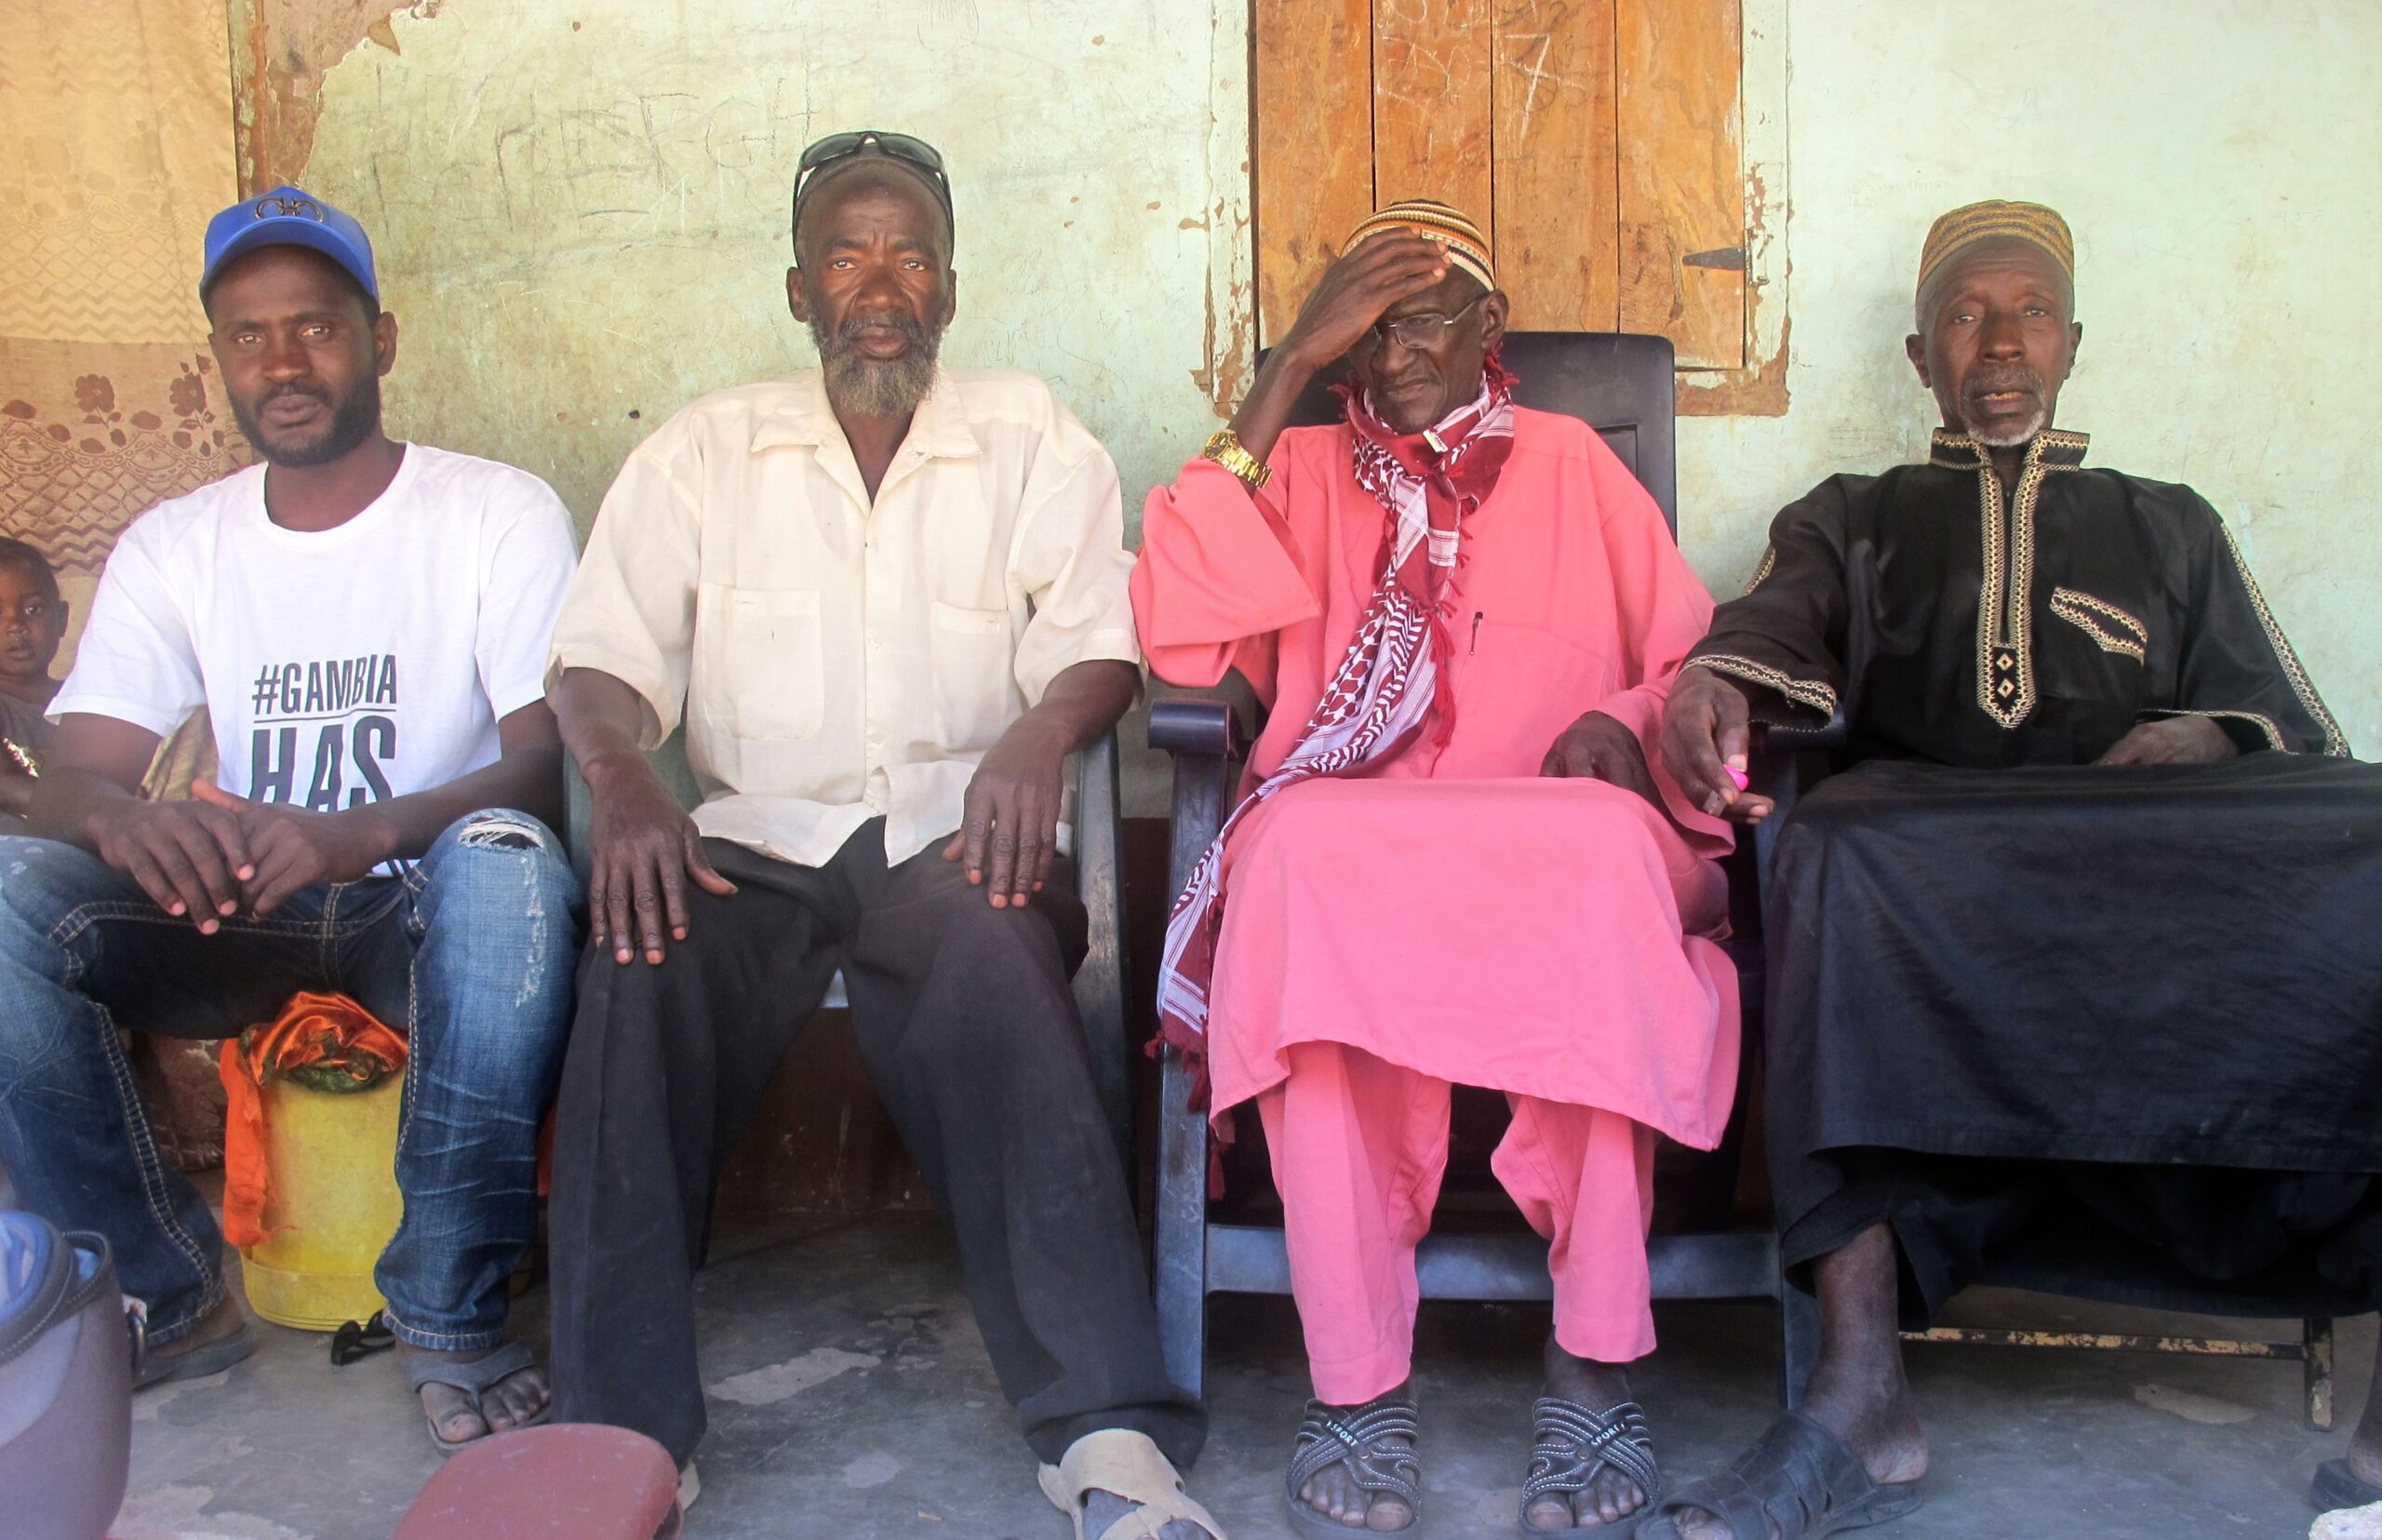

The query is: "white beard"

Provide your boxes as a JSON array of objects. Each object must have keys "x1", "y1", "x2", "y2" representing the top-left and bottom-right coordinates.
[{"x1": 1968, "y1": 405, "x2": 2048, "y2": 448}]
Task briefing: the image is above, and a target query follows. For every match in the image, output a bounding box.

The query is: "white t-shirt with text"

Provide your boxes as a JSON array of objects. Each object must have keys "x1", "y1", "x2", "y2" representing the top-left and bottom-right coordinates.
[{"x1": 55, "y1": 445, "x2": 576, "y2": 818}]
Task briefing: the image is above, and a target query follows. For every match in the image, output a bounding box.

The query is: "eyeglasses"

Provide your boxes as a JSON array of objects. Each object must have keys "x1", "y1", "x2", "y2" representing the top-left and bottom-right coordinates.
[
  {"x1": 1357, "y1": 292, "x2": 1488, "y2": 353},
  {"x1": 793, "y1": 130, "x2": 953, "y2": 227}
]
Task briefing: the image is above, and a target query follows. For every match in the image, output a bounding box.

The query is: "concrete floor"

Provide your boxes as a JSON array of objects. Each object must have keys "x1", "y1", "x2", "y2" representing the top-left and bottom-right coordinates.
[{"x1": 114, "y1": 1212, "x2": 2367, "y2": 1540}]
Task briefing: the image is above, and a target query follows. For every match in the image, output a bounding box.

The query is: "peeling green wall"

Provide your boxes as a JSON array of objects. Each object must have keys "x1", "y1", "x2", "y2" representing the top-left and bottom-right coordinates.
[
  {"x1": 300, "y1": 0, "x2": 2380, "y2": 757},
  {"x1": 301, "y1": 0, "x2": 1248, "y2": 534},
  {"x1": 1680, "y1": 1, "x2": 2382, "y2": 757}
]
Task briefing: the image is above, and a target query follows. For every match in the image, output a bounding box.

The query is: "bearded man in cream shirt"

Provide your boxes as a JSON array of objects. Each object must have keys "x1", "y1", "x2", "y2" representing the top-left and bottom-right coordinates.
[{"x1": 543, "y1": 132, "x2": 1218, "y2": 1540}]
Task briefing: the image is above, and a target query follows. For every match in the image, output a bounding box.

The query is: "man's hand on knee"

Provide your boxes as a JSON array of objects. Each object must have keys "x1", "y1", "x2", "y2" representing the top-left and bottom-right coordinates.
[
  {"x1": 1541, "y1": 709, "x2": 1661, "y2": 807},
  {"x1": 945, "y1": 716, "x2": 1068, "y2": 909},
  {"x1": 582, "y1": 749, "x2": 734, "y2": 965},
  {"x1": 2094, "y1": 714, "x2": 2238, "y2": 766}
]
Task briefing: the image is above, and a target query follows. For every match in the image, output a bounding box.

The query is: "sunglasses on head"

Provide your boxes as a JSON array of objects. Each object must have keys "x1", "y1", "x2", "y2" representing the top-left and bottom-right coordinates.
[{"x1": 794, "y1": 130, "x2": 952, "y2": 220}]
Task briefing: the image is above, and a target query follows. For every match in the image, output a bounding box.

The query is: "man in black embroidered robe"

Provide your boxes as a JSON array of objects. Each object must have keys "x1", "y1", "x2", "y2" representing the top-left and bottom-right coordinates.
[{"x1": 1645, "y1": 201, "x2": 2382, "y2": 1539}]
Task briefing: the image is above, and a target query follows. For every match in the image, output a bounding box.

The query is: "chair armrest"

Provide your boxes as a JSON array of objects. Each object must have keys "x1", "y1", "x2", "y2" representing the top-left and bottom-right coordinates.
[
  {"x1": 1757, "y1": 712, "x2": 1847, "y2": 755},
  {"x1": 1151, "y1": 698, "x2": 1244, "y2": 894},
  {"x1": 1149, "y1": 697, "x2": 1244, "y2": 759},
  {"x1": 1744, "y1": 714, "x2": 1842, "y2": 891},
  {"x1": 1072, "y1": 727, "x2": 1133, "y2": 1170},
  {"x1": 1144, "y1": 699, "x2": 1234, "y2": 1372},
  {"x1": 1746, "y1": 713, "x2": 1842, "y2": 808}
]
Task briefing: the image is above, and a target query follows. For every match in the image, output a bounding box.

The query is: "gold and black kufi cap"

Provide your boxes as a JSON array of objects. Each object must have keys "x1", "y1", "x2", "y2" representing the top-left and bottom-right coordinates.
[
  {"x1": 1346, "y1": 199, "x2": 1495, "y2": 290},
  {"x1": 1917, "y1": 199, "x2": 2074, "y2": 294}
]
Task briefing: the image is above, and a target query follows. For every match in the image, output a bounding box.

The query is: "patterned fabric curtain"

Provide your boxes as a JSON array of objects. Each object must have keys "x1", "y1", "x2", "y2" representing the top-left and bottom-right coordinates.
[
  {"x1": 1, "y1": 0, "x2": 246, "y2": 1168},
  {"x1": 0, "y1": 0, "x2": 245, "y2": 676}
]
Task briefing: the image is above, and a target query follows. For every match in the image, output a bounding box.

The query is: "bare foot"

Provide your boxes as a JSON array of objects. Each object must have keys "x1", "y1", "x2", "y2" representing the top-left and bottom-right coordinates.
[
  {"x1": 1529, "y1": 1336, "x2": 1652, "y2": 1531},
  {"x1": 1295, "y1": 1383, "x2": 1418, "y2": 1532},
  {"x1": 1669, "y1": 1376, "x2": 1927, "y2": 1540},
  {"x1": 1080, "y1": 1490, "x2": 1211, "y2": 1539},
  {"x1": 1674, "y1": 1226, "x2": 1926, "y2": 1539},
  {"x1": 396, "y1": 1342, "x2": 549, "y2": 1447}
]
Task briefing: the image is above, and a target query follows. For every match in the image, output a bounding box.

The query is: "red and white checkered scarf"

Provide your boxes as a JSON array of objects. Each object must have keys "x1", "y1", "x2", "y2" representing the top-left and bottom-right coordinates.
[{"x1": 1156, "y1": 361, "x2": 1518, "y2": 1088}]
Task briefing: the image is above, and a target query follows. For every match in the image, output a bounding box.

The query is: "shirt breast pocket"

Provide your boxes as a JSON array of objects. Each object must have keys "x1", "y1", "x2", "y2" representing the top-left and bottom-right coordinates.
[
  {"x1": 931, "y1": 600, "x2": 1016, "y2": 751},
  {"x1": 704, "y1": 585, "x2": 824, "y2": 741}
]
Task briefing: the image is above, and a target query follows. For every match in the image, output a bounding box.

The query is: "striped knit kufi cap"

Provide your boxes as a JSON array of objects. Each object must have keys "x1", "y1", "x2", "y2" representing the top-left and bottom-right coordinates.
[
  {"x1": 1917, "y1": 199, "x2": 2074, "y2": 293},
  {"x1": 1346, "y1": 199, "x2": 1495, "y2": 290}
]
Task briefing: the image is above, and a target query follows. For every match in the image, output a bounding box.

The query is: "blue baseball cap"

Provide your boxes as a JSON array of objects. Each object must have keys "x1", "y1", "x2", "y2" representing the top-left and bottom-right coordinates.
[{"x1": 199, "y1": 186, "x2": 379, "y2": 304}]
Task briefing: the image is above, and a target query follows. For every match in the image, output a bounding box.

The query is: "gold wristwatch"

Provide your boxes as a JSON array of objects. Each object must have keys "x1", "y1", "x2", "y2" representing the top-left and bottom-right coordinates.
[{"x1": 1200, "y1": 428, "x2": 1271, "y2": 492}]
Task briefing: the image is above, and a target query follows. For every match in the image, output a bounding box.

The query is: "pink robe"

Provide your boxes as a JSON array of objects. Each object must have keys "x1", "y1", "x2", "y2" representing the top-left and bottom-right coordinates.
[{"x1": 1132, "y1": 408, "x2": 1741, "y2": 1147}]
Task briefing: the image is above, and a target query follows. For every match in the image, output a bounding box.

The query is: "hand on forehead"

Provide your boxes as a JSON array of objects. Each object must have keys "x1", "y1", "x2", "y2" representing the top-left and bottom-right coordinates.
[{"x1": 1346, "y1": 201, "x2": 1496, "y2": 289}]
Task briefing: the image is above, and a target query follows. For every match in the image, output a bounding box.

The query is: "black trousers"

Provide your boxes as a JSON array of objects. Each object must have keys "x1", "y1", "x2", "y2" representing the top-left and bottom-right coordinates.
[
  {"x1": 548, "y1": 822, "x2": 1204, "y2": 1467},
  {"x1": 1789, "y1": 1151, "x2": 2382, "y2": 1329}
]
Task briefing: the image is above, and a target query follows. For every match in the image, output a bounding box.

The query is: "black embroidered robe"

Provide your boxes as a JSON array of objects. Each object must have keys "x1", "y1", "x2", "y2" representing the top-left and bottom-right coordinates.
[
  {"x1": 1691, "y1": 427, "x2": 2344, "y2": 762},
  {"x1": 1700, "y1": 429, "x2": 2382, "y2": 1318}
]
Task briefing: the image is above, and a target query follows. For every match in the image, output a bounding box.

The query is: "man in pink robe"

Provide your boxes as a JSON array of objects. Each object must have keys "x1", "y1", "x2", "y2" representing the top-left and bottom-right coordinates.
[{"x1": 1131, "y1": 200, "x2": 1739, "y2": 1536}]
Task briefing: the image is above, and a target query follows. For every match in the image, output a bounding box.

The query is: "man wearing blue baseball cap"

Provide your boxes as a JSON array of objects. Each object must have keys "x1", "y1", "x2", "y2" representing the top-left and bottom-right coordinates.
[
  {"x1": 0, "y1": 185, "x2": 584, "y2": 1453},
  {"x1": 194, "y1": 186, "x2": 390, "y2": 464}
]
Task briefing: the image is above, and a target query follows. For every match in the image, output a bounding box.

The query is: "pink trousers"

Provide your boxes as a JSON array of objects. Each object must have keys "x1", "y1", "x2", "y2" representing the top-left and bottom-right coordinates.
[{"x1": 1254, "y1": 1041, "x2": 1659, "y2": 1405}]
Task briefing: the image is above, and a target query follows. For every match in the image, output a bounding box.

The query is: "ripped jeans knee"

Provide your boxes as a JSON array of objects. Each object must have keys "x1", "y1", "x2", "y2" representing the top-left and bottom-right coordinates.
[
  {"x1": 420, "y1": 809, "x2": 579, "y2": 915},
  {"x1": 455, "y1": 810, "x2": 549, "y2": 852}
]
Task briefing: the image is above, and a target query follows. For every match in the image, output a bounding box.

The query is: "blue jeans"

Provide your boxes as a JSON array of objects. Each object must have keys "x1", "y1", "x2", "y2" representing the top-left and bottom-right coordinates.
[{"x1": 0, "y1": 810, "x2": 580, "y2": 1351}]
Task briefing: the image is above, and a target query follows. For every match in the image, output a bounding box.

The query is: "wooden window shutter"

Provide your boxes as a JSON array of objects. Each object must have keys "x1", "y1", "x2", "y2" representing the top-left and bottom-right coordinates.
[
  {"x1": 1252, "y1": 0, "x2": 1756, "y2": 385},
  {"x1": 1253, "y1": 0, "x2": 1378, "y2": 344},
  {"x1": 1616, "y1": 0, "x2": 1746, "y2": 368}
]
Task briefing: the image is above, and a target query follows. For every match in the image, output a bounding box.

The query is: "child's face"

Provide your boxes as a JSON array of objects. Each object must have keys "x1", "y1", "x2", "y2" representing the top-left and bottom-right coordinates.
[{"x1": 0, "y1": 564, "x2": 65, "y2": 688}]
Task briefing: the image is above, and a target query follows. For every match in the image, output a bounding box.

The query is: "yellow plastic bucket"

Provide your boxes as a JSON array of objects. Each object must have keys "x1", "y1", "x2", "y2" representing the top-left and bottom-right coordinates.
[{"x1": 236, "y1": 1074, "x2": 404, "y2": 1331}]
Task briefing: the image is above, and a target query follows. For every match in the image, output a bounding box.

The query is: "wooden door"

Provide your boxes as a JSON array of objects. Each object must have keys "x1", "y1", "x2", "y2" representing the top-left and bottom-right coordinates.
[{"x1": 1253, "y1": 0, "x2": 1746, "y2": 369}]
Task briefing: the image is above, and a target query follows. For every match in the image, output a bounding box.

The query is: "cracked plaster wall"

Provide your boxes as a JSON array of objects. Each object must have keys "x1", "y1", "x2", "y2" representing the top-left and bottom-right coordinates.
[
  {"x1": 1681, "y1": 1, "x2": 2381, "y2": 754},
  {"x1": 281, "y1": 0, "x2": 1248, "y2": 542},
  {"x1": 277, "y1": 1, "x2": 2378, "y2": 755}
]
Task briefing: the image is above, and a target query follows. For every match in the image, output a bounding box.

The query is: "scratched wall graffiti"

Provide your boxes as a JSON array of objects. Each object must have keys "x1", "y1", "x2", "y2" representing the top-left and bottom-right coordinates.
[
  {"x1": 294, "y1": 1, "x2": 1251, "y2": 536},
  {"x1": 279, "y1": 1, "x2": 2380, "y2": 756}
]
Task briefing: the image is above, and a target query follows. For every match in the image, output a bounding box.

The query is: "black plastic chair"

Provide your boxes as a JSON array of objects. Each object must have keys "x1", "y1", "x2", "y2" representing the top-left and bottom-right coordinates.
[
  {"x1": 1146, "y1": 330, "x2": 1811, "y2": 1400},
  {"x1": 562, "y1": 730, "x2": 1136, "y2": 1168}
]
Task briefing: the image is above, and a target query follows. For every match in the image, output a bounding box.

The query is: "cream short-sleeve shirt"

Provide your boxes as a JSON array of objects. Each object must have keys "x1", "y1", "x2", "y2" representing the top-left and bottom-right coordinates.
[{"x1": 549, "y1": 368, "x2": 1141, "y2": 867}]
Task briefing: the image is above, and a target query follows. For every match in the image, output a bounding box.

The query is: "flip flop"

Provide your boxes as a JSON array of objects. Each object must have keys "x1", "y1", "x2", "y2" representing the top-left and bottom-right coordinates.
[
  {"x1": 1284, "y1": 1394, "x2": 1421, "y2": 1538},
  {"x1": 1639, "y1": 1412, "x2": 1921, "y2": 1539},
  {"x1": 1522, "y1": 1395, "x2": 1662, "y2": 1533},
  {"x1": 132, "y1": 1318, "x2": 256, "y2": 1390},
  {"x1": 404, "y1": 1339, "x2": 552, "y2": 1456},
  {"x1": 2312, "y1": 1457, "x2": 2382, "y2": 1514},
  {"x1": 1037, "y1": 1427, "x2": 1225, "y2": 1539}
]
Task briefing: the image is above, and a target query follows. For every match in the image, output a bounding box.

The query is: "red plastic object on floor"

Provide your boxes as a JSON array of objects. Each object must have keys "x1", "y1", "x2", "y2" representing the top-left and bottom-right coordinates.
[{"x1": 395, "y1": 1423, "x2": 681, "y2": 1539}]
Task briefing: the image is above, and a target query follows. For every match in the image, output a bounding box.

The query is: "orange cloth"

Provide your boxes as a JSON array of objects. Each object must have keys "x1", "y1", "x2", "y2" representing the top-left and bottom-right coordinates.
[{"x1": 217, "y1": 992, "x2": 407, "y2": 1249}]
